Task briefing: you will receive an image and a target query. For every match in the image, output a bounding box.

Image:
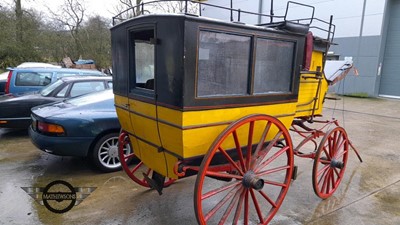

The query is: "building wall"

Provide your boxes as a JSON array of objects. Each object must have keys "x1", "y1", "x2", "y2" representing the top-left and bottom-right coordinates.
[{"x1": 203, "y1": 0, "x2": 389, "y2": 97}]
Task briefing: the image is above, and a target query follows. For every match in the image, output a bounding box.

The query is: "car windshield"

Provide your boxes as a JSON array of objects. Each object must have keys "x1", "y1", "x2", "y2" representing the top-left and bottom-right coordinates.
[
  {"x1": 65, "y1": 89, "x2": 112, "y2": 106},
  {"x1": 40, "y1": 79, "x2": 64, "y2": 96}
]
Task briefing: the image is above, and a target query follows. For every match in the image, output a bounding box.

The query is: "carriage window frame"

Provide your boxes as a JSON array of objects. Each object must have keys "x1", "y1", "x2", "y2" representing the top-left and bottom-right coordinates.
[
  {"x1": 253, "y1": 37, "x2": 296, "y2": 95},
  {"x1": 196, "y1": 30, "x2": 252, "y2": 98},
  {"x1": 195, "y1": 28, "x2": 298, "y2": 99},
  {"x1": 128, "y1": 25, "x2": 156, "y2": 99}
]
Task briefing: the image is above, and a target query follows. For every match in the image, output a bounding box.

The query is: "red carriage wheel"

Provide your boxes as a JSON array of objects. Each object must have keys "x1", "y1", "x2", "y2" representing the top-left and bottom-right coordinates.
[
  {"x1": 118, "y1": 131, "x2": 175, "y2": 188},
  {"x1": 194, "y1": 114, "x2": 294, "y2": 225},
  {"x1": 312, "y1": 126, "x2": 349, "y2": 199}
]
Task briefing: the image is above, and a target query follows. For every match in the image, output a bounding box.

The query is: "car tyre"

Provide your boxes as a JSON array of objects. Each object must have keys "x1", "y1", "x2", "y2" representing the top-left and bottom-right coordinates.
[{"x1": 92, "y1": 132, "x2": 132, "y2": 172}]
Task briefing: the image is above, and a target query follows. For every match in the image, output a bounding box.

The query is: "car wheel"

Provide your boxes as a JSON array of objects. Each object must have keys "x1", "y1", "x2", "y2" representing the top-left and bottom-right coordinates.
[{"x1": 92, "y1": 132, "x2": 132, "y2": 172}]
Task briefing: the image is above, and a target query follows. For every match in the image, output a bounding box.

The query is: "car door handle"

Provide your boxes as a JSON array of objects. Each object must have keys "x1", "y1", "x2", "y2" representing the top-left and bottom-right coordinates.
[{"x1": 123, "y1": 103, "x2": 130, "y2": 109}]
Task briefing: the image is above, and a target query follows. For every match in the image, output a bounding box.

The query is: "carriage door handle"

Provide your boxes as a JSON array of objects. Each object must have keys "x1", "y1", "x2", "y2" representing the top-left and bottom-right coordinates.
[{"x1": 123, "y1": 103, "x2": 130, "y2": 109}]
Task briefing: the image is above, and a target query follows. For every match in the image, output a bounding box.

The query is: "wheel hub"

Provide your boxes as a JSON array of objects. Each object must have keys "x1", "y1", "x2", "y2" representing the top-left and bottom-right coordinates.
[
  {"x1": 108, "y1": 146, "x2": 118, "y2": 158},
  {"x1": 330, "y1": 159, "x2": 344, "y2": 169},
  {"x1": 242, "y1": 171, "x2": 264, "y2": 191}
]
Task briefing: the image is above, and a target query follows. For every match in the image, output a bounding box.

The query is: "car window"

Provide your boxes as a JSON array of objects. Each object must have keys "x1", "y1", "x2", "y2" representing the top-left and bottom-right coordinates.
[
  {"x1": 107, "y1": 81, "x2": 113, "y2": 88},
  {"x1": 67, "y1": 89, "x2": 112, "y2": 106},
  {"x1": 40, "y1": 79, "x2": 64, "y2": 96},
  {"x1": 56, "y1": 84, "x2": 70, "y2": 97},
  {"x1": 15, "y1": 72, "x2": 52, "y2": 86},
  {"x1": 69, "y1": 81, "x2": 106, "y2": 97}
]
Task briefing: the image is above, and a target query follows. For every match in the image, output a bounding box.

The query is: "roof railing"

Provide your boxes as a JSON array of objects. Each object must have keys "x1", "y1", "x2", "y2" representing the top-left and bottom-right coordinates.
[{"x1": 112, "y1": 0, "x2": 335, "y2": 43}]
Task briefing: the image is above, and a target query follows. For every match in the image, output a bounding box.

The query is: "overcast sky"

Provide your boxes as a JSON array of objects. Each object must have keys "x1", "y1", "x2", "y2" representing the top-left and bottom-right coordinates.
[{"x1": 1, "y1": 0, "x2": 120, "y2": 18}]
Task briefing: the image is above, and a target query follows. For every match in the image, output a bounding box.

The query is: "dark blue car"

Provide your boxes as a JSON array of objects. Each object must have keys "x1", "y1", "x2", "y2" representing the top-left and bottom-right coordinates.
[{"x1": 29, "y1": 89, "x2": 131, "y2": 172}]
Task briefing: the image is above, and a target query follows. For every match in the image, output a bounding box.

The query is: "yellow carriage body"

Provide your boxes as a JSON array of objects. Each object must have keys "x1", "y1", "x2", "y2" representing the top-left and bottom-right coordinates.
[
  {"x1": 112, "y1": 14, "x2": 331, "y2": 179},
  {"x1": 116, "y1": 96, "x2": 299, "y2": 178},
  {"x1": 295, "y1": 51, "x2": 329, "y2": 118}
]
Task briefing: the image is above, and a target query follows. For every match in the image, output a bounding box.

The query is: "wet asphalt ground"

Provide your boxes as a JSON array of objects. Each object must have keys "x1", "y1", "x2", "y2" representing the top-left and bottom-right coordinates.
[{"x1": 0, "y1": 96, "x2": 399, "y2": 225}]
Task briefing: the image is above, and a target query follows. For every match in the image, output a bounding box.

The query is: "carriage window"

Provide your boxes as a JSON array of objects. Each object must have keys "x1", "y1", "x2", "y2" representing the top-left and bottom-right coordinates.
[
  {"x1": 197, "y1": 31, "x2": 251, "y2": 97},
  {"x1": 131, "y1": 29, "x2": 155, "y2": 91},
  {"x1": 254, "y1": 38, "x2": 294, "y2": 94}
]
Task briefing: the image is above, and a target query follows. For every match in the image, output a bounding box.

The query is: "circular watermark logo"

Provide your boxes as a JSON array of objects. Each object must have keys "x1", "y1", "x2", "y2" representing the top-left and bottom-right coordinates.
[{"x1": 42, "y1": 180, "x2": 77, "y2": 214}]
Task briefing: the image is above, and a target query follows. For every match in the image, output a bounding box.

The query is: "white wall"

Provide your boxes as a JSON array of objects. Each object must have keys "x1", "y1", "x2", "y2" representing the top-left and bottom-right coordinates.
[{"x1": 202, "y1": 0, "x2": 386, "y2": 38}]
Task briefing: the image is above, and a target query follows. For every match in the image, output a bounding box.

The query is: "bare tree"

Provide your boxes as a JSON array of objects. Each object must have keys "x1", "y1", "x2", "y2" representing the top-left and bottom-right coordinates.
[
  {"x1": 48, "y1": 0, "x2": 86, "y2": 58},
  {"x1": 152, "y1": 0, "x2": 199, "y2": 14},
  {"x1": 113, "y1": 0, "x2": 199, "y2": 23},
  {"x1": 112, "y1": 0, "x2": 143, "y2": 23},
  {"x1": 14, "y1": 0, "x2": 22, "y2": 43}
]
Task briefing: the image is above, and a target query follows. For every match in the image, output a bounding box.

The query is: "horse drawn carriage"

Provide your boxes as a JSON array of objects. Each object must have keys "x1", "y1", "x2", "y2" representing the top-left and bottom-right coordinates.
[{"x1": 111, "y1": 1, "x2": 362, "y2": 224}]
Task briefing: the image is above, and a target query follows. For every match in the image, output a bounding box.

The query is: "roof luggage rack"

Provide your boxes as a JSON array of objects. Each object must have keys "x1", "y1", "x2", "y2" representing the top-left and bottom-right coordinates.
[{"x1": 113, "y1": 0, "x2": 335, "y2": 43}]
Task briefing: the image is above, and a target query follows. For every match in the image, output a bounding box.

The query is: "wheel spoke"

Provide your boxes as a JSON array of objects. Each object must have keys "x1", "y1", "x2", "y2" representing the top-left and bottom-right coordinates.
[
  {"x1": 244, "y1": 190, "x2": 249, "y2": 225},
  {"x1": 251, "y1": 122, "x2": 271, "y2": 167},
  {"x1": 205, "y1": 170, "x2": 243, "y2": 180},
  {"x1": 202, "y1": 181, "x2": 241, "y2": 200},
  {"x1": 335, "y1": 149, "x2": 348, "y2": 159},
  {"x1": 130, "y1": 161, "x2": 143, "y2": 174},
  {"x1": 326, "y1": 171, "x2": 332, "y2": 193},
  {"x1": 328, "y1": 136, "x2": 333, "y2": 156},
  {"x1": 319, "y1": 159, "x2": 331, "y2": 164},
  {"x1": 204, "y1": 185, "x2": 241, "y2": 222},
  {"x1": 331, "y1": 131, "x2": 338, "y2": 158},
  {"x1": 335, "y1": 135, "x2": 345, "y2": 150},
  {"x1": 250, "y1": 189, "x2": 264, "y2": 224},
  {"x1": 322, "y1": 169, "x2": 332, "y2": 194},
  {"x1": 317, "y1": 165, "x2": 329, "y2": 186},
  {"x1": 333, "y1": 167, "x2": 341, "y2": 177},
  {"x1": 330, "y1": 169, "x2": 336, "y2": 190},
  {"x1": 317, "y1": 164, "x2": 330, "y2": 177},
  {"x1": 246, "y1": 121, "x2": 255, "y2": 170},
  {"x1": 259, "y1": 190, "x2": 277, "y2": 208},
  {"x1": 255, "y1": 146, "x2": 289, "y2": 173},
  {"x1": 264, "y1": 180, "x2": 287, "y2": 187},
  {"x1": 124, "y1": 152, "x2": 136, "y2": 160},
  {"x1": 232, "y1": 131, "x2": 246, "y2": 172},
  {"x1": 232, "y1": 188, "x2": 246, "y2": 225},
  {"x1": 251, "y1": 130, "x2": 282, "y2": 170},
  {"x1": 218, "y1": 147, "x2": 244, "y2": 176},
  {"x1": 218, "y1": 187, "x2": 243, "y2": 225},
  {"x1": 322, "y1": 146, "x2": 332, "y2": 160},
  {"x1": 257, "y1": 165, "x2": 291, "y2": 177}
]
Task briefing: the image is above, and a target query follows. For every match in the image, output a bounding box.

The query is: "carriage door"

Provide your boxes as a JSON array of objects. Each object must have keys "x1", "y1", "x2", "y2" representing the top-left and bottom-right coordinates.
[{"x1": 127, "y1": 25, "x2": 166, "y2": 173}]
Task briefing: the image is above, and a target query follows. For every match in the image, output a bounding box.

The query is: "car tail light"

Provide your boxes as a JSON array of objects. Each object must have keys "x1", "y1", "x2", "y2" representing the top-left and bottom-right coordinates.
[
  {"x1": 37, "y1": 121, "x2": 65, "y2": 135},
  {"x1": 4, "y1": 71, "x2": 12, "y2": 94}
]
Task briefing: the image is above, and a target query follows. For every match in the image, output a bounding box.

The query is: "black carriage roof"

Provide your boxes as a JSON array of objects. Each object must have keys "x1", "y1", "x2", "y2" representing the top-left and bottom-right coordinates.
[{"x1": 111, "y1": 13, "x2": 309, "y2": 38}]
